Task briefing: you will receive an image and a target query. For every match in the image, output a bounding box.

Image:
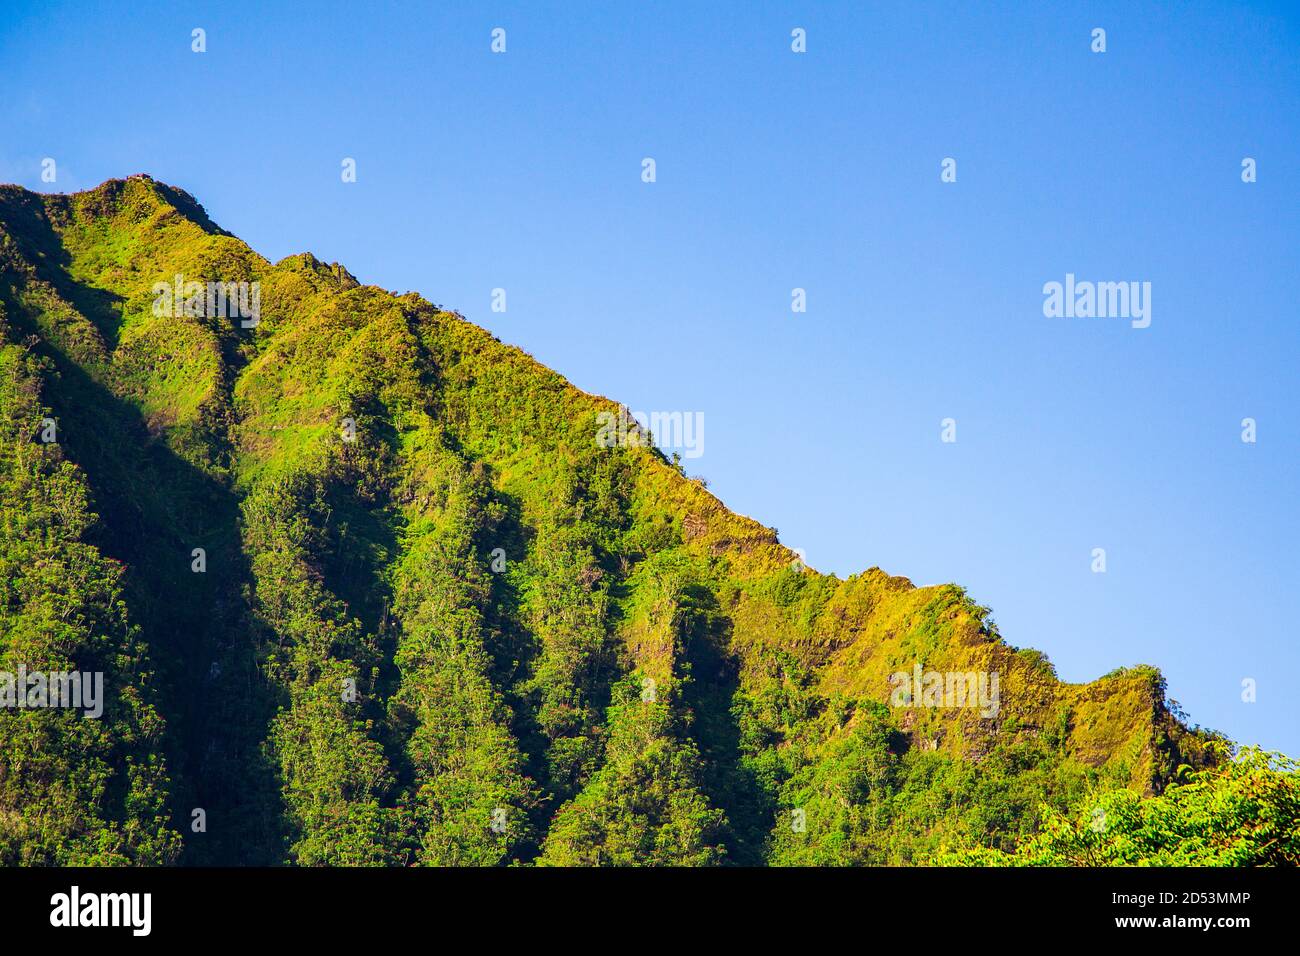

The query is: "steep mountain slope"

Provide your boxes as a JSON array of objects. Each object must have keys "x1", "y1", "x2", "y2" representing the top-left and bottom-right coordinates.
[{"x1": 0, "y1": 177, "x2": 1216, "y2": 866}]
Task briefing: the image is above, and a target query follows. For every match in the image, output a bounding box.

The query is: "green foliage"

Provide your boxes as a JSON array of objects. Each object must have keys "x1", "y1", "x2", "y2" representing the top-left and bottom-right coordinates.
[
  {"x1": 1015, "y1": 647, "x2": 1057, "y2": 678},
  {"x1": 386, "y1": 432, "x2": 539, "y2": 864},
  {"x1": 0, "y1": 336, "x2": 180, "y2": 864},
  {"x1": 242, "y1": 463, "x2": 401, "y2": 864},
  {"x1": 0, "y1": 178, "x2": 1278, "y2": 868},
  {"x1": 938, "y1": 747, "x2": 1300, "y2": 866},
  {"x1": 538, "y1": 676, "x2": 726, "y2": 866}
]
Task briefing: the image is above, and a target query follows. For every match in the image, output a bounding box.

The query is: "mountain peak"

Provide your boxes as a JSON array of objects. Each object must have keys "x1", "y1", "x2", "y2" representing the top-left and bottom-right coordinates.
[{"x1": 0, "y1": 179, "x2": 1220, "y2": 866}]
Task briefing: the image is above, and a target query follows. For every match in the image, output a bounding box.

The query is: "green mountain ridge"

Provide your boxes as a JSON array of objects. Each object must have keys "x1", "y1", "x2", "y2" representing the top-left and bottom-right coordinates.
[{"x1": 0, "y1": 175, "x2": 1288, "y2": 867}]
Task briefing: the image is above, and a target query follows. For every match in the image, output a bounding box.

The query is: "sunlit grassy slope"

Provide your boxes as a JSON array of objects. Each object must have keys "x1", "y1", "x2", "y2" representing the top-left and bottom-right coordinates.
[{"x1": 0, "y1": 177, "x2": 1226, "y2": 866}]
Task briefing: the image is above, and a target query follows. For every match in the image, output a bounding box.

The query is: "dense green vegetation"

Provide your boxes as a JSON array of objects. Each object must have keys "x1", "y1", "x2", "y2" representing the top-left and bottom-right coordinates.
[
  {"x1": 938, "y1": 748, "x2": 1300, "y2": 866},
  {"x1": 0, "y1": 327, "x2": 178, "y2": 864},
  {"x1": 0, "y1": 177, "x2": 1293, "y2": 866}
]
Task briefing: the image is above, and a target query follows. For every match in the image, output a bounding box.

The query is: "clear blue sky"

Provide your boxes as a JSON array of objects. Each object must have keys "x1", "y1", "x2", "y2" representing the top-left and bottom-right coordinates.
[{"x1": 3, "y1": 1, "x2": 1297, "y2": 756}]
